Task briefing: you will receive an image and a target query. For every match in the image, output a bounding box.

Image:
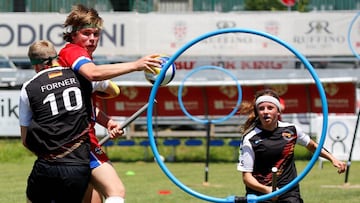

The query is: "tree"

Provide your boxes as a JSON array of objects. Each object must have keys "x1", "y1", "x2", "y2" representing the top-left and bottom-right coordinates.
[{"x1": 244, "y1": 0, "x2": 310, "y2": 12}]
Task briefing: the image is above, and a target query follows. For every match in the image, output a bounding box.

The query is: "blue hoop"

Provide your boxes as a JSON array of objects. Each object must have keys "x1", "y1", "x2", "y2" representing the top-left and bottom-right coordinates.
[
  {"x1": 177, "y1": 65, "x2": 242, "y2": 124},
  {"x1": 146, "y1": 28, "x2": 328, "y2": 203},
  {"x1": 348, "y1": 11, "x2": 360, "y2": 61}
]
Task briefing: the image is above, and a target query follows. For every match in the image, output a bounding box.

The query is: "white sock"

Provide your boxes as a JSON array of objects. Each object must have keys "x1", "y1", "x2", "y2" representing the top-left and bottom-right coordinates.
[{"x1": 104, "y1": 196, "x2": 125, "y2": 203}]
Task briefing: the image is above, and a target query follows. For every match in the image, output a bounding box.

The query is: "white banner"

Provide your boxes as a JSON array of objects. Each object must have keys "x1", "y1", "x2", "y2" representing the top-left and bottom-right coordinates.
[
  {"x1": 0, "y1": 90, "x2": 108, "y2": 137},
  {"x1": 0, "y1": 11, "x2": 358, "y2": 57},
  {"x1": 313, "y1": 115, "x2": 360, "y2": 161},
  {"x1": 0, "y1": 90, "x2": 20, "y2": 136}
]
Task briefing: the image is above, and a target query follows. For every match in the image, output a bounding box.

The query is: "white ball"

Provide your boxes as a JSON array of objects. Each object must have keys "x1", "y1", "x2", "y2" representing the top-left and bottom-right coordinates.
[
  {"x1": 144, "y1": 56, "x2": 176, "y2": 86},
  {"x1": 154, "y1": 155, "x2": 165, "y2": 162}
]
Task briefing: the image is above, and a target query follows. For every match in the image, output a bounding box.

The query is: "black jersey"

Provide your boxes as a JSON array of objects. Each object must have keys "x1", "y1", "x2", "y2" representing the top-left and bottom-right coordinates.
[
  {"x1": 238, "y1": 121, "x2": 310, "y2": 202},
  {"x1": 20, "y1": 67, "x2": 93, "y2": 165}
]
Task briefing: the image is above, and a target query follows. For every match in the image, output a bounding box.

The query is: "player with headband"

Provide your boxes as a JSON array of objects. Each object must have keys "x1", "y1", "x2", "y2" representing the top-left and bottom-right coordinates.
[
  {"x1": 20, "y1": 40, "x2": 124, "y2": 202},
  {"x1": 237, "y1": 89, "x2": 346, "y2": 202},
  {"x1": 59, "y1": 4, "x2": 162, "y2": 203}
]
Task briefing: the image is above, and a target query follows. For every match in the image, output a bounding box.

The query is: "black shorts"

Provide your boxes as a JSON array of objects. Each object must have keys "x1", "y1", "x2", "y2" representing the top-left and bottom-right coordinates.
[
  {"x1": 258, "y1": 197, "x2": 304, "y2": 203},
  {"x1": 26, "y1": 159, "x2": 91, "y2": 203},
  {"x1": 247, "y1": 186, "x2": 303, "y2": 203}
]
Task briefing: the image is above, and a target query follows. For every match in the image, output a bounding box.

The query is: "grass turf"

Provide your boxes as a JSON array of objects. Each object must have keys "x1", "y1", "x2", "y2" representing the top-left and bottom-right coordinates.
[{"x1": 0, "y1": 139, "x2": 359, "y2": 202}]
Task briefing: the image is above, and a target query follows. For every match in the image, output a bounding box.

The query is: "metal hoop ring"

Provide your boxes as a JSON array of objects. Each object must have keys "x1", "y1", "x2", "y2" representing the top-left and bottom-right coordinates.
[
  {"x1": 146, "y1": 28, "x2": 328, "y2": 203},
  {"x1": 348, "y1": 12, "x2": 360, "y2": 61},
  {"x1": 177, "y1": 65, "x2": 242, "y2": 124}
]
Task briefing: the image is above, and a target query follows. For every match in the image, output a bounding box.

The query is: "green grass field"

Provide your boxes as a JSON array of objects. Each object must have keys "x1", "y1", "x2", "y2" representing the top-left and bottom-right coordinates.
[{"x1": 1, "y1": 139, "x2": 360, "y2": 203}]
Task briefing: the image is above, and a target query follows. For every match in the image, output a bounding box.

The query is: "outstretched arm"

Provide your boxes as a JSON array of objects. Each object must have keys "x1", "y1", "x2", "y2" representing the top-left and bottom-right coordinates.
[
  {"x1": 306, "y1": 139, "x2": 347, "y2": 173},
  {"x1": 79, "y1": 54, "x2": 161, "y2": 81}
]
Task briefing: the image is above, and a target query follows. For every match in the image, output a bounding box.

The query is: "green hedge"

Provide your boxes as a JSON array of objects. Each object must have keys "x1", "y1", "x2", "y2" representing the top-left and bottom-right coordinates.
[
  {"x1": 103, "y1": 138, "x2": 312, "y2": 162},
  {"x1": 0, "y1": 138, "x2": 312, "y2": 163}
]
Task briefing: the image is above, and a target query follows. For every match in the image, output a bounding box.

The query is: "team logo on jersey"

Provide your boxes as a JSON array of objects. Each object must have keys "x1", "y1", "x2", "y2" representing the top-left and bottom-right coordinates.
[
  {"x1": 94, "y1": 147, "x2": 104, "y2": 155},
  {"x1": 254, "y1": 139, "x2": 263, "y2": 144},
  {"x1": 282, "y1": 129, "x2": 295, "y2": 141}
]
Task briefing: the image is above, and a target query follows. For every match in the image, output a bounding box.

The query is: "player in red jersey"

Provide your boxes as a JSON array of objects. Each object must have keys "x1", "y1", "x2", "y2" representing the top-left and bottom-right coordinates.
[{"x1": 59, "y1": 4, "x2": 161, "y2": 203}]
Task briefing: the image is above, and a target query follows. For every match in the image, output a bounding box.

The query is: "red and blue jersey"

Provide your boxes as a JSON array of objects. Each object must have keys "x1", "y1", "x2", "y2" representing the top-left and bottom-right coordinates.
[{"x1": 59, "y1": 43, "x2": 110, "y2": 168}]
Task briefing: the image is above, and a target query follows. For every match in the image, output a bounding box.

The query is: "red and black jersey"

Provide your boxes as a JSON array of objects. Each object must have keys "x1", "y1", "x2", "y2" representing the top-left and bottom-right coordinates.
[
  {"x1": 20, "y1": 67, "x2": 93, "y2": 165},
  {"x1": 238, "y1": 121, "x2": 310, "y2": 201}
]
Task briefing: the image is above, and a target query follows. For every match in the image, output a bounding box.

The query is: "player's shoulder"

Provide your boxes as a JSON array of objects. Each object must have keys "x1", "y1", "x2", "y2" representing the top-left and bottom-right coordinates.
[
  {"x1": 61, "y1": 43, "x2": 81, "y2": 51},
  {"x1": 23, "y1": 67, "x2": 65, "y2": 84},
  {"x1": 37, "y1": 67, "x2": 76, "y2": 81},
  {"x1": 277, "y1": 121, "x2": 301, "y2": 134},
  {"x1": 60, "y1": 44, "x2": 88, "y2": 55},
  {"x1": 43, "y1": 66, "x2": 71, "y2": 74},
  {"x1": 243, "y1": 128, "x2": 260, "y2": 142}
]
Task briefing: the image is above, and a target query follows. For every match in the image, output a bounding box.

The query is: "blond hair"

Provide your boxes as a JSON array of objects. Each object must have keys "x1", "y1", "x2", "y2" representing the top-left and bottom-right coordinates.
[
  {"x1": 28, "y1": 40, "x2": 57, "y2": 65},
  {"x1": 63, "y1": 4, "x2": 103, "y2": 42}
]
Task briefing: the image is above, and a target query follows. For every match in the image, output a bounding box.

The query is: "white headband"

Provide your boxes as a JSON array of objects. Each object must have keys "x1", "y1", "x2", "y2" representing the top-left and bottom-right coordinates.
[{"x1": 255, "y1": 95, "x2": 281, "y2": 111}]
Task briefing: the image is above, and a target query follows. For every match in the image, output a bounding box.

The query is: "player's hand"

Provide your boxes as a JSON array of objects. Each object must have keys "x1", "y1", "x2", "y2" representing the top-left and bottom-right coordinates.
[
  {"x1": 265, "y1": 186, "x2": 278, "y2": 201},
  {"x1": 133, "y1": 54, "x2": 162, "y2": 73},
  {"x1": 333, "y1": 160, "x2": 347, "y2": 174},
  {"x1": 264, "y1": 186, "x2": 272, "y2": 194},
  {"x1": 107, "y1": 119, "x2": 124, "y2": 139}
]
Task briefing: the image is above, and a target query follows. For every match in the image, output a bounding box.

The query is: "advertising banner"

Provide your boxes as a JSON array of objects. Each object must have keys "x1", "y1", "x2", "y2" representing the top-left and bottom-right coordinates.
[
  {"x1": 1, "y1": 81, "x2": 356, "y2": 137},
  {"x1": 310, "y1": 82, "x2": 356, "y2": 113},
  {"x1": 0, "y1": 91, "x2": 20, "y2": 136},
  {"x1": 95, "y1": 82, "x2": 356, "y2": 117},
  {"x1": 314, "y1": 115, "x2": 360, "y2": 161},
  {"x1": 0, "y1": 12, "x2": 357, "y2": 57}
]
